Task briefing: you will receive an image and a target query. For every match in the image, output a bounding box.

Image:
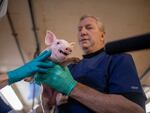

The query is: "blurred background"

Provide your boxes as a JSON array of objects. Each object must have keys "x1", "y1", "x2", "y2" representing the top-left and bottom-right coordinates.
[{"x1": 0, "y1": 0, "x2": 150, "y2": 113}]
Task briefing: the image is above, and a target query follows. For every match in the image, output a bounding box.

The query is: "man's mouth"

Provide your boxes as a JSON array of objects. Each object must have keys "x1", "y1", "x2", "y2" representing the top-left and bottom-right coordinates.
[
  {"x1": 80, "y1": 38, "x2": 89, "y2": 43},
  {"x1": 59, "y1": 49, "x2": 69, "y2": 56},
  {"x1": 80, "y1": 35, "x2": 89, "y2": 41},
  {"x1": 81, "y1": 39, "x2": 87, "y2": 41}
]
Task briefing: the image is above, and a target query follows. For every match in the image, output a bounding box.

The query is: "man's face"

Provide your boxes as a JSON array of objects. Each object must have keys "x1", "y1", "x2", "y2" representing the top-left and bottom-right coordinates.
[{"x1": 78, "y1": 17, "x2": 105, "y2": 54}]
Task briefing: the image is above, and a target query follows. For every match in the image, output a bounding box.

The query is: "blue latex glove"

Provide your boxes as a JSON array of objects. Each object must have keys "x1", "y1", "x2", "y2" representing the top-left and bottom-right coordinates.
[
  {"x1": 35, "y1": 64, "x2": 77, "y2": 95},
  {"x1": 7, "y1": 51, "x2": 54, "y2": 85}
]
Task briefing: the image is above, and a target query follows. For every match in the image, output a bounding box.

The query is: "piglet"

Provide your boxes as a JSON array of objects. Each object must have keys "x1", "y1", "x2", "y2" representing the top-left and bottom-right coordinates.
[
  {"x1": 41, "y1": 31, "x2": 80, "y2": 113},
  {"x1": 45, "y1": 31, "x2": 73, "y2": 62}
]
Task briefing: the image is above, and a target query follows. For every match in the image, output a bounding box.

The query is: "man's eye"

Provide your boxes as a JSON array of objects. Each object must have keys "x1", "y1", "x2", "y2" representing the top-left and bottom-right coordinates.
[{"x1": 87, "y1": 27, "x2": 93, "y2": 29}]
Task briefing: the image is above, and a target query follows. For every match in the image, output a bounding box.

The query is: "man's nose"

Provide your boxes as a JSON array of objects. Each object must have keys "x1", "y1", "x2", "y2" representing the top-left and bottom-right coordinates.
[{"x1": 80, "y1": 27, "x2": 87, "y2": 36}]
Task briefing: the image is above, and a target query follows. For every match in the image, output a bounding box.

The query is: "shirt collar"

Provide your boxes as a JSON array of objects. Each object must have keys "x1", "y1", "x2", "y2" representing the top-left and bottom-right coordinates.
[{"x1": 83, "y1": 48, "x2": 104, "y2": 58}]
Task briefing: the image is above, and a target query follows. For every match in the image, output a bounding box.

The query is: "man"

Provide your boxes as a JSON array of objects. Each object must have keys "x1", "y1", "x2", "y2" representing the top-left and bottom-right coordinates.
[
  {"x1": 35, "y1": 15, "x2": 146, "y2": 113},
  {"x1": 0, "y1": 51, "x2": 53, "y2": 113}
]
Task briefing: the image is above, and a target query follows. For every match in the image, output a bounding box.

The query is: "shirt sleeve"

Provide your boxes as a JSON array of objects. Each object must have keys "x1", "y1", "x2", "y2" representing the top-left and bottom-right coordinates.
[
  {"x1": 108, "y1": 54, "x2": 146, "y2": 109},
  {"x1": 108, "y1": 54, "x2": 142, "y2": 93}
]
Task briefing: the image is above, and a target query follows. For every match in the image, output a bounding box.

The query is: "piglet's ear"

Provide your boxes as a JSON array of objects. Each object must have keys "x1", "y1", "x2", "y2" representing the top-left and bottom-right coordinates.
[
  {"x1": 70, "y1": 42, "x2": 75, "y2": 48},
  {"x1": 45, "y1": 30, "x2": 57, "y2": 45}
]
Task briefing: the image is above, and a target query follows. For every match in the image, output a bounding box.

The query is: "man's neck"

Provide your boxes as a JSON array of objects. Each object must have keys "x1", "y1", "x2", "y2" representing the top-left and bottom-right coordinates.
[{"x1": 83, "y1": 45, "x2": 104, "y2": 55}]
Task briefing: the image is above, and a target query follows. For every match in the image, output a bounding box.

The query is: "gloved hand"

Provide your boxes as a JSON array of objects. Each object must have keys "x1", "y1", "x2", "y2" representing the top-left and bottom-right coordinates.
[
  {"x1": 34, "y1": 64, "x2": 77, "y2": 95},
  {"x1": 7, "y1": 51, "x2": 54, "y2": 85}
]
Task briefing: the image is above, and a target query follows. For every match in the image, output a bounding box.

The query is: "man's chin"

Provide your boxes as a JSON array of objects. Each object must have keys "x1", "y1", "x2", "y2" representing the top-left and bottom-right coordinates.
[
  {"x1": 81, "y1": 46, "x2": 89, "y2": 51},
  {"x1": 80, "y1": 44, "x2": 89, "y2": 49}
]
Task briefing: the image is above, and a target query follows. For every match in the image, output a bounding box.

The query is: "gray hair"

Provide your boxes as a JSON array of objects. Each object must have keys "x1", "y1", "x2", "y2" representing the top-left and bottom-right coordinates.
[{"x1": 79, "y1": 15, "x2": 105, "y2": 32}]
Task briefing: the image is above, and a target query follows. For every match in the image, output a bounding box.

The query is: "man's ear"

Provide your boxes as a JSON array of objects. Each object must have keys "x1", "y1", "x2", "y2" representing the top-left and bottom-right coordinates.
[
  {"x1": 101, "y1": 32, "x2": 105, "y2": 40},
  {"x1": 45, "y1": 30, "x2": 57, "y2": 45}
]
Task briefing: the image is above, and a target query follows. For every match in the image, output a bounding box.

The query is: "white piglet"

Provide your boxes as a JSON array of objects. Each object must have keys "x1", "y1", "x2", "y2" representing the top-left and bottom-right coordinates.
[
  {"x1": 24, "y1": 31, "x2": 80, "y2": 112},
  {"x1": 45, "y1": 31, "x2": 75, "y2": 63},
  {"x1": 41, "y1": 31, "x2": 80, "y2": 112}
]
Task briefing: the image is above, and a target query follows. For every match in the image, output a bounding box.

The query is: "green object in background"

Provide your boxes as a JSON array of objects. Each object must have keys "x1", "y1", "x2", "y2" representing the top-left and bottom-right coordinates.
[{"x1": 35, "y1": 64, "x2": 77, "y2": 95}]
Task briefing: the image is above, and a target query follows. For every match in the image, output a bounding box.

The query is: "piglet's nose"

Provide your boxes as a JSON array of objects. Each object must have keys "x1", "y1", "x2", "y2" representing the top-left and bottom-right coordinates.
[{"x1": 65, "y1": 47, "x2": 72, "y2": 52}]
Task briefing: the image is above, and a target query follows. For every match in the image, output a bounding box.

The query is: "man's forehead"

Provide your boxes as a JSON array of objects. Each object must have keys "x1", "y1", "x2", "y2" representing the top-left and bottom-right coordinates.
[{"x1": 78, "y1": 17, "x2": 97, "y2": 27}]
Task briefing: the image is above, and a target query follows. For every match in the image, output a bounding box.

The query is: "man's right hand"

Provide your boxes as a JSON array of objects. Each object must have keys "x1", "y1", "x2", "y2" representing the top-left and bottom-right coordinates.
[
  {"x1": 35, "y1": 64, "x2": 77, "y2": 96},
  {"x1": 7, "y1": 51, "x2": 54, "y2": 85}
]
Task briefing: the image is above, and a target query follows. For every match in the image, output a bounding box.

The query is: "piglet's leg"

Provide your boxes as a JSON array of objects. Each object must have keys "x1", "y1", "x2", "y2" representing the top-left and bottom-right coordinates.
[
  {"x1": 60, "y1": 57, "x2": 80, "y2": 66},
  {"x1": 41, "y1": 85, "x2": 57, "y2": 113}
]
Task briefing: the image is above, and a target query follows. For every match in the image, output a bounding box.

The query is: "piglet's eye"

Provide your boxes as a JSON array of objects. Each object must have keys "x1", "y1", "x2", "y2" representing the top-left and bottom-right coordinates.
[{"x1": 57, "y1": 42, "x2": 60, "y2": 44}]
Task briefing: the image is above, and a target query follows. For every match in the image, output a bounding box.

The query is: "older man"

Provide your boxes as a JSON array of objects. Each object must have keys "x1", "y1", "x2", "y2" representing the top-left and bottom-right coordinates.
[{"x1": 36, "y1": 15, "x2": 146, "y2": 113}]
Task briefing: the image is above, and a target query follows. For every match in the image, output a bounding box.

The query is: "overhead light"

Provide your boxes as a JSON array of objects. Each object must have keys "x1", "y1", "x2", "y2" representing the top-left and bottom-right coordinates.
[
  {"x1": 0, "y1": 85, "x2": 23, "y2": 110},
  {"x1": 145, "y1": 87, "x2": 150, "y2": 113},
  {"x1": 146, "y1": 102, "x2": 150, "y2": 113}
]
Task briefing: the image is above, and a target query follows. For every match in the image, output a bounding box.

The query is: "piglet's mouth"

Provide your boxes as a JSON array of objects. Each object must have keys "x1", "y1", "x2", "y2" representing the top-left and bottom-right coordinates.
[{"x1": 59, "y1": 49, "x2": 69, "y2": 56}]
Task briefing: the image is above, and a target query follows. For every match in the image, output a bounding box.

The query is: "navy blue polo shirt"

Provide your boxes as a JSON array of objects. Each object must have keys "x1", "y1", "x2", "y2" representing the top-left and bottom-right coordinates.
[
  {"x1": 56, "y1": 49, "x2": 146, "y2": 113},
  {"x1": 0, "y1": 97, "x2": 12, "y2": 113}
]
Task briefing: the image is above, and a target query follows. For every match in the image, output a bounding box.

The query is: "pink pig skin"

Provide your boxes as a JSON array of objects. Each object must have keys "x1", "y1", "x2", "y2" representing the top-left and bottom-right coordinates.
[
  {"x1": 44, "y1": 31, "x2": 75, "y2": 63},
  {"x1": 41, "y1": 31, "x2": 80, "y2": 112}
]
